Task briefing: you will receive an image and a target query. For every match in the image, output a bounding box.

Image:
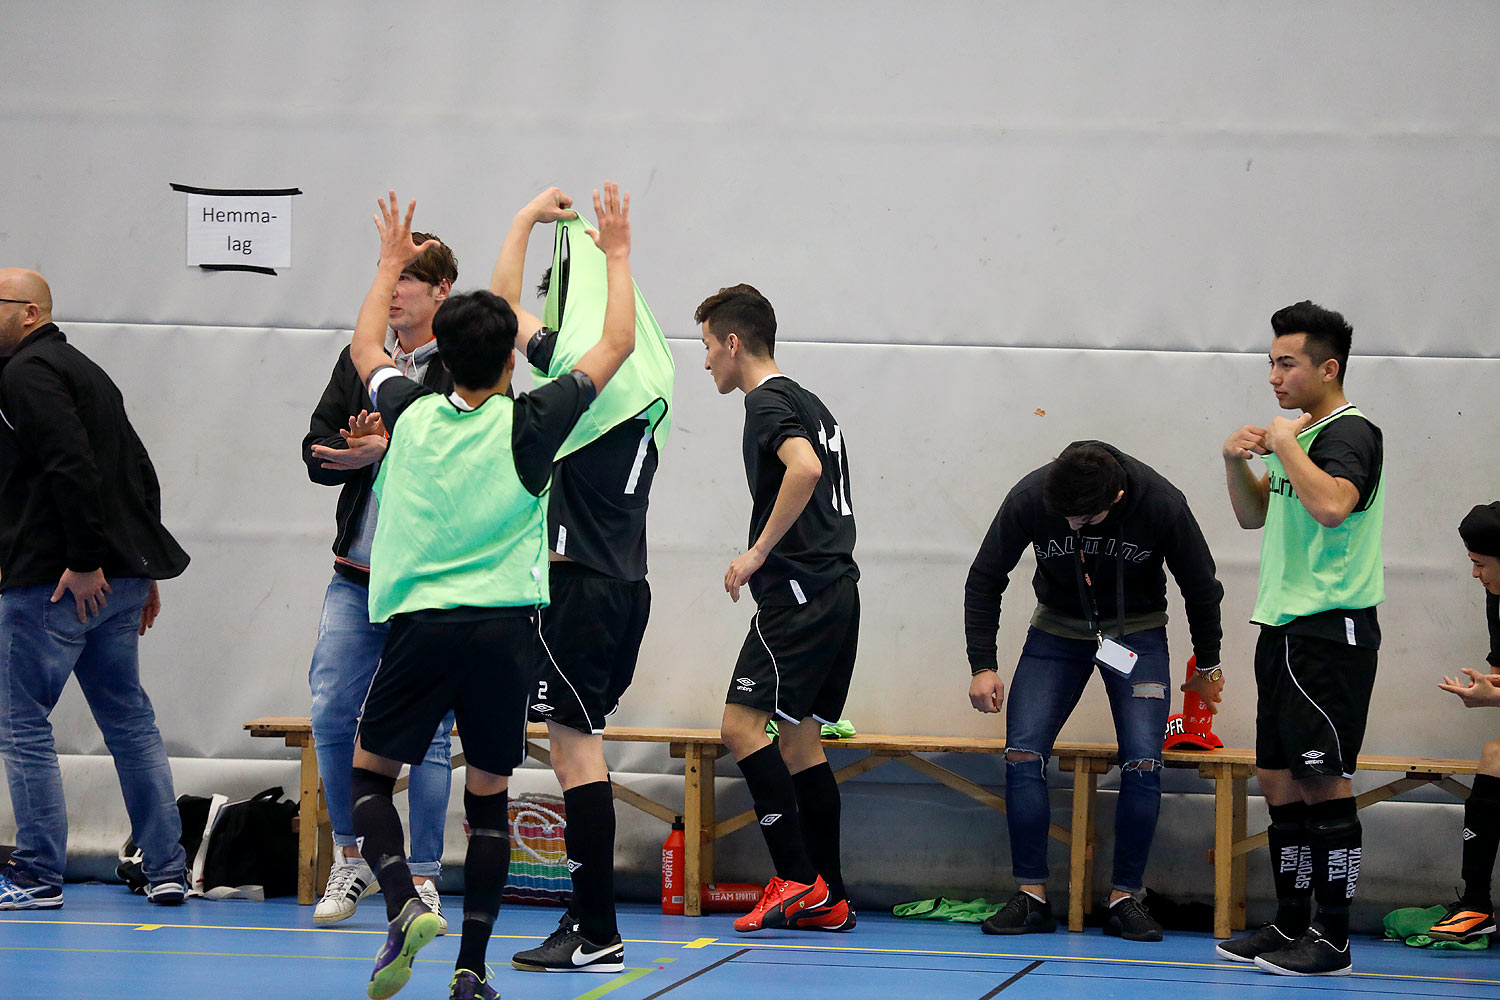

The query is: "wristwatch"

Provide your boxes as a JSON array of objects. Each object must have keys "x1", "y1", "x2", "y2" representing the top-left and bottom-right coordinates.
[{"x1": 1194, "y1": 665, "x2": 1224, "y2": 683}]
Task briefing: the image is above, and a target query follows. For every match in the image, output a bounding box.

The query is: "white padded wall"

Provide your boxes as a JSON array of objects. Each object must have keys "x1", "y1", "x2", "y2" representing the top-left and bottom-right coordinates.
[{"x1": 3, "y1": 2, "x2": 1499, "y2": 907}]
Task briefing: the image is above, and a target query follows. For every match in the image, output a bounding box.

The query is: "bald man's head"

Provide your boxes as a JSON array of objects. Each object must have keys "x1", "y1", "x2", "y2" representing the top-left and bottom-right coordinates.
[{"x1": 0, "y1": 268, "x2": 53, "y2": 356}]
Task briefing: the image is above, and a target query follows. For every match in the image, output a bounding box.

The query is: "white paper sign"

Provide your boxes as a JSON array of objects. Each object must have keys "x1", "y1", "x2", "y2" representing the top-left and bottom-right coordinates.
[{"x1": 186, "y1": 194, "x2": 293, "y2": 268}]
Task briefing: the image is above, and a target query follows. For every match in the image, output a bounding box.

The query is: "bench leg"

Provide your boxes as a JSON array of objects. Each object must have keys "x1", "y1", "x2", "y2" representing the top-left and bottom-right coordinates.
[
  {"x1": 1213, "y1": 768, "x2": 1233, "y2": 938},
  {"x1": 1068, "y1": 765, "x2": 1097, "y2": 932},
  {"x1": 683, "y1": 744, "x2": 716, "y2": 917},
  {"x1": 1230, "y1": 773, "x2": 1247, "y2": 932},
  {"x1": 298, "y1": 742, "x2": 321, "y2": 906}
]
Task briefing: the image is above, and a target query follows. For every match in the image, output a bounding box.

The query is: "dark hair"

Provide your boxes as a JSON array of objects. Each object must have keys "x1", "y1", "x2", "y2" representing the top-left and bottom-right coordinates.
[
  {"x1": 536, "y1": 265, "x2": 552, "y2": 299},
  {"x1": 694, "y1": 283, "x2": 777, "y2": 358},
  {"x1": 402, "y1": 232, "x2": 458, "y2": 287},
  {"x1": 1043, "y1": 443, "x2": 1126, "y2": 519},
  {"x1": 1270, "y1": 300, "x2": 1353, "y2": 384},
  {"x1": 431, "y1": 290, "x2": 516, "y2": 390}
]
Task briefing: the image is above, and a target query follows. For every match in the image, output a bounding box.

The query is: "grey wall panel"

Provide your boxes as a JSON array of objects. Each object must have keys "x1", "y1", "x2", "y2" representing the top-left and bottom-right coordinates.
[
  {"x1": 5, "y1": 1, "x2": 1498, "y2": 908},
  {"x1": 3, "y1": 2, "x2": 1497, "y2": 353},
  {"x1": 31, "y1": 325, "x2": 1500, "y2": 768}
]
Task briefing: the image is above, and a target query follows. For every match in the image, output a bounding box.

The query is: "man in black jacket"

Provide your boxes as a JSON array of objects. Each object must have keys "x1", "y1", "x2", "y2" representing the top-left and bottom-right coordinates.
[
  {"x1": 964, "y1": 441, "x2": 1225, "y2": 941},
  {"x1": 300, "y1": 236, "x2": 457, "y2": 928},
  {"x1": 0, "y1": 268, "x2": 190, "y2": 910}
]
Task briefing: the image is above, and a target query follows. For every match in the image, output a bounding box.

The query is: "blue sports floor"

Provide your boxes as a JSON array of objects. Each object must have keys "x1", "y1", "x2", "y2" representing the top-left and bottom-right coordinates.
[{"x1": 2, "y1": 885, "x2": 1496, "y2": 999}]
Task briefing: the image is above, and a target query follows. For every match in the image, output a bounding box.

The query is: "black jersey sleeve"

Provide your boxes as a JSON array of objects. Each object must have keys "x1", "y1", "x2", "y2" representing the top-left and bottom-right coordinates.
[
  {"x1": 745, "y1": 386, "x2": 811, "y2": 457},
  {"x1": 511, "y1": 371, "x2": 597, "y2": 496},
  {"x1": 372, "y1": 368, "x2": 434, "y2": 432},
  {"x1": 525, "y1": 327, "x2": 560, "y2": 375},
  {"x1": 963, "y1": 488, "x2": 1034, "y2": 674},
  {"x1": 1307, "y1": 416, "x2": 1383, "y2": 511}
]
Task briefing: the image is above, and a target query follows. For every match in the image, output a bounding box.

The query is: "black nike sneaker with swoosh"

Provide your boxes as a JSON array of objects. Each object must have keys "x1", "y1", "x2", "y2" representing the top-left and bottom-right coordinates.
[{"x1": 512, "y1": 912, "x2": 625, "y2": 973}]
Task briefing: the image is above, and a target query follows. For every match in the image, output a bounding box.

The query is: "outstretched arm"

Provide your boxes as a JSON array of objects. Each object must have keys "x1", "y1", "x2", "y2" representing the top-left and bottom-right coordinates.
[
  {"x1": 351, "y1": 192, "x2": 439, "y2": 385},
  {"x1": 568, "y1": 183, "x2": 635, "y2": 392},
  {"x1": 490, "y1": 187, "x2": 576, "y2": 354}
]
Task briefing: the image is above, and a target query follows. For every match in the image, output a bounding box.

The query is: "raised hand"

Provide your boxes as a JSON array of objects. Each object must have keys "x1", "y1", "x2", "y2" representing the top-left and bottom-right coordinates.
[
  {"x1": 346, "y1": 409, "x2": 387, "y2": 440},
  {"x1": 1265, "y1": 412, "x2": 1314, "y2": 453},
  {"x1": 374, "y1": 191, "x2": 439, "y2": 271},
  {"x1": 1223, "y1": 424, "x2": 1270, "y2": 460},
  {"x1": 585, "y1": 181, "x2": 630, "y2": 258},
  {"x1": 524, "y1": 186, "x2": 578, "y2": 224}
]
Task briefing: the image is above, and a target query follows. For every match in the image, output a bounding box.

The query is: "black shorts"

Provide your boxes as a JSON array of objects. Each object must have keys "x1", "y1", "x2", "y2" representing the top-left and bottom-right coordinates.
[
  {"x1": 529, "y1": 562, "x2": 651, "y2": 734},
  {"x1": 358, "y1": 607, "x2": 540, "y2": 776},
  {"x1": 728, "y1": 573, "x2": 859, "y2": 723},
  {"x1": 1254, "y1": 625, "x2": 1378, "y2": 779}
]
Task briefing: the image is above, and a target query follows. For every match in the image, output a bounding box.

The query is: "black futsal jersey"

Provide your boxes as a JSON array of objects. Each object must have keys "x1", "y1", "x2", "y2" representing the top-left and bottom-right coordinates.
[
  {"x1": 741, "y1": 374, "x2": 858, "y2": 606},
  {"x1": 528, "y1": 329, "x2": 657, "y2": 581}
]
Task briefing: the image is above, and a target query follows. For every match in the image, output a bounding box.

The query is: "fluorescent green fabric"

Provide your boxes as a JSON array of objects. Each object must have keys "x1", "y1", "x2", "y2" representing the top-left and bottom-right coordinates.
[
  {"x1": 368, "y1": 394, "x2": 549, "y2": 621},
  {"x1": 538, "y1": 216, "x2": 673, "y2": 460},
  {"x1": 1382, "y1": 905, "x2": 1489, "y2": 950},
  {"x1": 892, "y1": 897, "x2": 1004, "y2": 923},
  {"x1": 765, "y1": 719, "x2": 857, "y2": 740},
  {"x1": 1253, "y1": 406, "x2": 1384, "y2": 626}
]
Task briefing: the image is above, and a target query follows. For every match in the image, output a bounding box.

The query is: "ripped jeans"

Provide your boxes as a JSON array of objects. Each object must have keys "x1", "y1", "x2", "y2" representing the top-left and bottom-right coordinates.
[{"x1": 1003, "y1": 626, "x2": 1170, "y2": 893}]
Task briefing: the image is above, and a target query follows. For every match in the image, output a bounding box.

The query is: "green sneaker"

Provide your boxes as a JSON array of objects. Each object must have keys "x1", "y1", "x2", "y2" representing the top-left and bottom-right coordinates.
[{"x1": 367, "y1": 896, "x2": 442, "y2": 999}]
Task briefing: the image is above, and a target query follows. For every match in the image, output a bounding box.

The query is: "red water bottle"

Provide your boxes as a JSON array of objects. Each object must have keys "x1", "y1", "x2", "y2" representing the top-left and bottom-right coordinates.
[{"x1": 661, "y1": 816, "x2": 685, "y2": 914}]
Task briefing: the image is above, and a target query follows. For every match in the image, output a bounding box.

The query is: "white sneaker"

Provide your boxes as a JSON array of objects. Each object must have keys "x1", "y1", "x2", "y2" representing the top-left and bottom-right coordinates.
[
  {"x1": 313, "y1": 859, "x2": 377, "y2": 924},
  {"x1": 415, "y1": 879, "x2": 447, "y2": 935}
]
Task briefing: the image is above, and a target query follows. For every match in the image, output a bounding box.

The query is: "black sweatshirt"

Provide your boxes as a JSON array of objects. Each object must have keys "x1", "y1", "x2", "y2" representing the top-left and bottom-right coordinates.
[
  {"x1": 0, "y1": 324, "x2": 189, "y2": 589},
  {"x1": 300, "y1": 343, "x2": 452, "y2": 585},
  {"x1": 963, "y1": 441, "x2": 1223, "y2": 674},
  {"x1": 1487, "y1": 591, "x2": 1500, "y2": 670}
]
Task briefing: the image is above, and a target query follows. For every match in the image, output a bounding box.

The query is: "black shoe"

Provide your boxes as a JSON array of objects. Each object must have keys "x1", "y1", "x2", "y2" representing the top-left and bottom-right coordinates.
[
  {"x1": 511, "y1": 912, "x2": 624, "y2": 973},
  {"x1": 981, "y1": 891, "x2": 1056, "y2": 935},
  {"x1": 1101, "y1": 896, "x2": 1162, "y2": 942},
  {"x1": 1253, "y1": 926, "x2": 1351, "y2": 977},
  {"x1": 1215, "y1": 922, "x2": 1298, "y2": 962}
]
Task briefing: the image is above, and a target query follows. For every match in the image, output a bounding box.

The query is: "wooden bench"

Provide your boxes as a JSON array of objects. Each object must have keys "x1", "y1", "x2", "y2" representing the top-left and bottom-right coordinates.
[{"x1": 244, "y1": 717, "x2": 1479, "y2": 937}]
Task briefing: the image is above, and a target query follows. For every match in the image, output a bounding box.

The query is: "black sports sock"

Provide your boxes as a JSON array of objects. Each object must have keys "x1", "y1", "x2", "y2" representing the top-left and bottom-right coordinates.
[
  {"x1": 1460, "y1": 773, "x2": 1500, "y2": 909},
  {"x1": 350, "y1": 768, "x2": 418, "y2": 921},
  {"x1": 737, "y1": 745, "x2": 818, "y2": 885},
  {"x1": 792, "y1": 762, "x2": 845, "y2": 903},
  {"x1": 563, "y1": 781, "x2": 618, "y2": 941},
  {"x1": 1307, "y1": 797, "x2": 1361, "y2": 947},
  {"x1": 1266, "y1": 801, "x2": 1313, "y2": 933},
  {"x1": 456, "y1": 788, "x2": 509, "y2": 975}
]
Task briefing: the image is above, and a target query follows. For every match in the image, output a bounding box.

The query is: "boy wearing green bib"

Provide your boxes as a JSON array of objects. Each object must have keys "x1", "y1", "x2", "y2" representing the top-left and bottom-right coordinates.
[
  {"x1": 1220, "y1": 301, "x2": 1384, "y2": 978},
  {"x1": 345, "y1": 186, "x2": 636, "y2": 1000}
]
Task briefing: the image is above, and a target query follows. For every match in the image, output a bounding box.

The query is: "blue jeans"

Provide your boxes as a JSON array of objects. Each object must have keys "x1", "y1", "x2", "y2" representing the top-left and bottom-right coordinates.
[
  {"x1": 1004, "y1": 626, "x2": 1171, "y2": 893},
  {"x1": 0, "y1": 579, "x2": 185, "y2": 888},
  {"x1": 307, "y1": 573, "x2": 451, "y2": 876}
]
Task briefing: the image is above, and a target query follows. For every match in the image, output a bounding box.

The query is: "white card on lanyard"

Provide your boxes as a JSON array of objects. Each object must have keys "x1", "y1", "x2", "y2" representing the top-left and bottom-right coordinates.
[{"x1": 1096, "y1": 637, "x2": 1138, "y2": 676}]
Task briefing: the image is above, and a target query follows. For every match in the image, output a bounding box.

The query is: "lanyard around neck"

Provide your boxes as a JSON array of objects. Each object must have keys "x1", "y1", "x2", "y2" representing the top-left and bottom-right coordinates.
[{"x1": 1072, "y1": 532, "x2": 1126, "y2": 642}]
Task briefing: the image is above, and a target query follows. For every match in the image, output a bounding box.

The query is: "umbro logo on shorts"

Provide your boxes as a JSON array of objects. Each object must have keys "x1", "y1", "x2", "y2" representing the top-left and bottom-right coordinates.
[
  {"x1": 760, "y1": 813, "x2": 782, "y2": 826},
  {"x1": 1464, "y1": 827, "x2": 1477, "y2": 841},
  {"x1": 735, "y1": 677, "x2": 756, "y2": 692},
  {"x1": 1301, "y1": 750, "x2": 1326, "y2": 763},
  {"x1": 531, "y1": 703, "x2": 554, "y2": 714},
  {"x1": 566, "y1": 859, "x2": 582, "y2": 873}
]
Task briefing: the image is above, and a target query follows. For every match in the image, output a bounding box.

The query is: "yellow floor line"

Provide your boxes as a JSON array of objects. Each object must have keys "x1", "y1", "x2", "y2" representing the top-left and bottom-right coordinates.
[{"x1": 3, "y1": 919, "x2": 1495, "y2": 987}]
